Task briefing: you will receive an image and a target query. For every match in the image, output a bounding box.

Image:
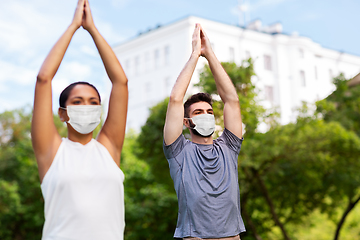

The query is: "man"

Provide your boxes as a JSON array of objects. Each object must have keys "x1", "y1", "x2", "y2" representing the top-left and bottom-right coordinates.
[{"x1": 163, "y1": 23, "x2": 246, "y2": 240}]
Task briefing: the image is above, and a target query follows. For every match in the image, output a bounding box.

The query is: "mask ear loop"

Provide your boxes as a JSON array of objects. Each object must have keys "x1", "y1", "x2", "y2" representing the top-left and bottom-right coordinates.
[{"x1": 184, "y1": 118, "x2": 196, "y2": 128}]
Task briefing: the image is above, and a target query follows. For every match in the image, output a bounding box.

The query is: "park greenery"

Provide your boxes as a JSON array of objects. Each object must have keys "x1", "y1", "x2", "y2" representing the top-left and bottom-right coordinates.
[{"x1": 1, "y1": 60, "x2": 360, "y2": 240}]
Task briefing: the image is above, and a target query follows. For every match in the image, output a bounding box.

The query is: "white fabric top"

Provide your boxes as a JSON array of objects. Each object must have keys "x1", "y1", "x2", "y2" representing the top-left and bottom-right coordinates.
[{"x1": 41, "y1": 138, "x2": 125, "y2": 240}]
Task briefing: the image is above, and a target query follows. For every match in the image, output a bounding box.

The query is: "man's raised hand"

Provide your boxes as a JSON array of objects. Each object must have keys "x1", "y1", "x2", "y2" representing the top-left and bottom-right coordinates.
[
  {"x1": 199, "y1": 26, "x2": 213, "y2": 59},
  {"x1": 192, "y1": 24, "x2": 202, "y2": 58}
]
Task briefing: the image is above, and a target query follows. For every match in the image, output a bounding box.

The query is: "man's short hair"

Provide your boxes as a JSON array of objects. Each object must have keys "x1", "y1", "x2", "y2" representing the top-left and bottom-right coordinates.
[{"x1": 184, "y1": 93, "x2": 212, "y2": 118}]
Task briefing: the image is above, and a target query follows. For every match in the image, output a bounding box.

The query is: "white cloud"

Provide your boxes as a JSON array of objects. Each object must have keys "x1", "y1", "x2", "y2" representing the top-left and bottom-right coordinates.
[
  {"x1": 0, "y1": 1, "x2": 70, "y2": 56},
  {"x1": 57, "y1": 61, "x2": 92, "y2": 83},
  {"x1": 0, "y1": 60, "x2": 38, "y2": 88}
]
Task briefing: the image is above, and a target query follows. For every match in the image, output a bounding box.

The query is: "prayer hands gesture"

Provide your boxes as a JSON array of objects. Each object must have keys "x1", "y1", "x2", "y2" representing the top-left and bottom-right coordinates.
[
  {"x1": 71, "y1": 0, "x2": 96, "y2": 32},
  {"x1": 192, "y1": 23, "x2": 213, "y2": 59}
]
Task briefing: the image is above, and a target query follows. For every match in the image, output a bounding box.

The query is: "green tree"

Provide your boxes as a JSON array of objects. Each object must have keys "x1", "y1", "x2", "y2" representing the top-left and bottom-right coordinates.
[
  {"x1": 0, "y1": 107, "x2": 43, "y2": 240},
  {"x1": 240, "y1": 115, "x2": 360, "y2": 240},
  {"x1": 0, "y1": 107, "x2": 68, "y2": 240},
  {"x1": 196, "y1": 63, "x2": 360, "y2": 240},
  {"x1": 130, "y1": 60, "x2": 360, "y2": 240},
  {"x1": 122, "y1": 107, "x2": 178, "y2": 239},
  {"x1": 196, "y1": 59, "x2": 270, "y2": 136},
  {"x1": 316, "y1": 73, "x2": 360, "y2": 240}
]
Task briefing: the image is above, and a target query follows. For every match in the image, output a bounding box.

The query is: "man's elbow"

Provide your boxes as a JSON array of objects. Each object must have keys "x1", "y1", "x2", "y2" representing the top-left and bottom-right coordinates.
[
  {"x1": 225, "y1": 95, "x2": 240, "y2": 105},
  {"x1": 169, "y1": 94, "x2": 184, "y2": 104}
]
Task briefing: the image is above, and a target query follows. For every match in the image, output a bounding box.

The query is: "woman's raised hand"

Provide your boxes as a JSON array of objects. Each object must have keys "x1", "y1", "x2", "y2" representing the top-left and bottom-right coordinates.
[
  {"x1": 82, "y1": 0, "x2": 96, "y2": 32},
  {"x1": 71, "y1": 0, "x2": 85, "y2": 29},
  {"x1": 70, "y1": 0, "x2": 96, "y2": 32}
]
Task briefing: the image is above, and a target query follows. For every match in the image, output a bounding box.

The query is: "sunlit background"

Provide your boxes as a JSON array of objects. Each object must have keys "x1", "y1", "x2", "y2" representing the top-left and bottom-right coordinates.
[{"x1": 1, "y1": 0, "x2": 359, "y2": 113}]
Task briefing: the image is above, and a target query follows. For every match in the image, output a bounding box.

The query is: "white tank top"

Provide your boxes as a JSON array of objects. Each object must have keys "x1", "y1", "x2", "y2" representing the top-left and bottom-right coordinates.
[{"x1": 41, "y1": 138, "x2": 125, "y2": 240}]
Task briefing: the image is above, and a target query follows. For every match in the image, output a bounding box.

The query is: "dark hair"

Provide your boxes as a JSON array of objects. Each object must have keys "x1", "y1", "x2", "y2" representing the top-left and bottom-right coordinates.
[
  {"x1": 184, "y1": 93, "x2": 212, "y2": 118},
  {"x1": 59, "y1": 82, "x2": 101, "y2": 108}
]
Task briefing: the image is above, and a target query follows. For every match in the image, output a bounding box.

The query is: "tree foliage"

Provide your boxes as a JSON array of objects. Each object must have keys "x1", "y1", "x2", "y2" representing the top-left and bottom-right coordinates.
[
  {"x1": 122, "y1": 117, "x2": 178, "y2": 239},
  {"x1": 0, "y1": 107, "x2": 43, "y2": 240},
  {"x1": 196, "y1": 59, "x2": 267, "y2": 136},
  {"x1": 1, "y1": 70, "x2": 360, "y2": 240},
  {"x1": 316, "y1": 73, "x2": 360, "y2": 240}
]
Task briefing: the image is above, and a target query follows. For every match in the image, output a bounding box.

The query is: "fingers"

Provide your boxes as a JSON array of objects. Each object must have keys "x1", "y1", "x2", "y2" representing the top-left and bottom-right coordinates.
[
  {"x1": 83, "y1": 0, "x2": 90, "y2": 18},
  {"x1": 77, "y1": 0, "x2": 85, "y2": 7},
  {"x1": 82, "y1": 0, "x2": 96, "y2": 32},
  {"x1": 192, "y1": 23, "x2": 201, "y2": 56},
  {"x1": 84, "y1": 0, "x2": 90, "y2": 12},
  {"x1": 199, "y1": 25, "x2": 208, "y2": 40},
  {"x1": 72, "y1": 0, "x2": 85, "y2": 28},
  {"x1": 192, "y1": 23, "x2": 201, "y2": 42},
  {"x1": 76, "y1": 0, "x2": 85, "y2": 13}
]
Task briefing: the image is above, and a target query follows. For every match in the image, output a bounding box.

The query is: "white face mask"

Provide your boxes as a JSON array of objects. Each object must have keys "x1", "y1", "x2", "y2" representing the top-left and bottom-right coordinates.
[
  {"x1": 186, "y1": 114, "x2": 215, "y2": 137},
  {"x1": 62, "y1": 105, "x2": 102, "y2": 134}
]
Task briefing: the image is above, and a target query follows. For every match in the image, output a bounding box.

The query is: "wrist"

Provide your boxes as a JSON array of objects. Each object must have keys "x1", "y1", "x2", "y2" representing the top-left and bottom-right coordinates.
[
  {"x1": 191, "y1": 51, "x2": 201, "y2": 59},
  {"x1": 68, "y1": 23, "x2": 80, "y2": 32},
  {"x1": 204, "y1": 50, "x2": 216, "y2": 61},
  {"x1": 87, "y1": 25, "x2": 98, "y2": 36}
]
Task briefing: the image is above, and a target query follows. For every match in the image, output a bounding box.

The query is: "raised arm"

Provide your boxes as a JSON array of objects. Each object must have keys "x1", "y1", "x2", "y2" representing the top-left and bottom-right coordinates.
[
  {"x1": 200, "y1": 26, "x2": 242, "y2": 138},
  {"x1": 163, "y1": 24, "x2": 202, "y2": 145},
  {"x1": 81, "y1": 0, "x2": 128, "y2": 166},
  {"x1": 31, "y1": 0, "x2": 84, "y2": 182}
]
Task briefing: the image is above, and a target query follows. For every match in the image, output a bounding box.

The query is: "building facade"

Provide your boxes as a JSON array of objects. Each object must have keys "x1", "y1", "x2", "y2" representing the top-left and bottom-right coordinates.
[{"x1": 113, "y1": 16, "x2": 360, "y2": 132}]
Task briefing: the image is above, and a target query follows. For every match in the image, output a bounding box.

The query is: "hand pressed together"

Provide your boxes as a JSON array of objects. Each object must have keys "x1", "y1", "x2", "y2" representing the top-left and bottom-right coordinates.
[
  {"x1": 71, "y1": 0, "x2": 96, "y2": 33},
  {"x1": 191, "y1": 23, "x2": 214, "y2": 59}
]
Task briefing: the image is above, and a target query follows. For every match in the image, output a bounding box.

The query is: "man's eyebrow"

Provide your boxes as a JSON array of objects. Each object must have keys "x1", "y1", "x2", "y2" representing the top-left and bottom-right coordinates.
[
  {"x1": 192, "y1": 108, "x2": 205, "y2": 112},
  {"x1": 192, "y1": 108, "x2": 213, "y2": 113}
]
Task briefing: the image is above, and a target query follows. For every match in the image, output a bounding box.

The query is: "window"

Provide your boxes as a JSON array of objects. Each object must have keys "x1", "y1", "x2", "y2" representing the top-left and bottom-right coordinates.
[
  {"x1": 134, "y1": 56, "x2": 140, "y2": 75},
  {"x1": 164, "y1": 45, "x2": 170, "y2": 65},
  {"x1": 299, "y1": 48, "x2": 304, "y2": 58},
  {"x1": 229, "y1": 47, "x2": 235, "y2": 62},
  {"x1": 300, "y1": 70, "x2": 306, "y2": 87},
  {"x1": 264, "y1": 55, "x2": 272, "y2": 71},
  {"x1": 265, "y1": 85, "x2": 274, "y2": 103},
  {"x1": 144, "y1": 52, "x2": 150, "y2": 71},
  {"x1": 314, "y1": 66, "x2": 318, "y2": 80},
  {"x1": 154, "y1": 49, "x2": 160, "y2": 69}
]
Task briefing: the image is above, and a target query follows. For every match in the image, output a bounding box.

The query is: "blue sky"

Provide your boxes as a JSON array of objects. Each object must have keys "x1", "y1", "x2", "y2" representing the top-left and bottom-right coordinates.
[{"x1": 1, "y1": 0, "x2": 359, "y2": 113}]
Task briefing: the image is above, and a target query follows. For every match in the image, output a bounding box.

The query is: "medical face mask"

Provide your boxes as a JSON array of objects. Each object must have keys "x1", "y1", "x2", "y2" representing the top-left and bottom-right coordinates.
[
  {"x1": 187, "y1": 114, "x2": 215, "y2": 137},
  {"x1": 62, "y1": 105, "x2": 102, "y2": 134}
]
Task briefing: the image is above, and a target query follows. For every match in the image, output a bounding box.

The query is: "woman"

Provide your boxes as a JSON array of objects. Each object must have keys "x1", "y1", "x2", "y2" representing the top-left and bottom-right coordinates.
[{"x1": 31, "y1": 0, "x2": 128, "y2": 239}]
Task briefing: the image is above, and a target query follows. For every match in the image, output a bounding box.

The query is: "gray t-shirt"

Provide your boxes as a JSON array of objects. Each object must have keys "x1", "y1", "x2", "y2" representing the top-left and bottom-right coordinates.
[{"x1": 163, "y1": 128, "x2": 246, "y2": 239}]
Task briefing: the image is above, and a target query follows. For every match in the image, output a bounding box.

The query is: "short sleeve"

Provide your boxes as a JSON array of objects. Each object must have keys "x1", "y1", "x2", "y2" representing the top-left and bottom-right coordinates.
[
  {"x1": 163, "y1": 134, "x2": 187, "y2": 159},
  {"x1": 216, "y1": 128, "x2": 243, "y2": 155}
]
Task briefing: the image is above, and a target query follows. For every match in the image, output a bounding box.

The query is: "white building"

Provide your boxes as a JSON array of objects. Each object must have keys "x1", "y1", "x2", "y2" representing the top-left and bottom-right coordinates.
[{"x1": 113, "y1": 16, "x2": 360, "y2": 132}]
